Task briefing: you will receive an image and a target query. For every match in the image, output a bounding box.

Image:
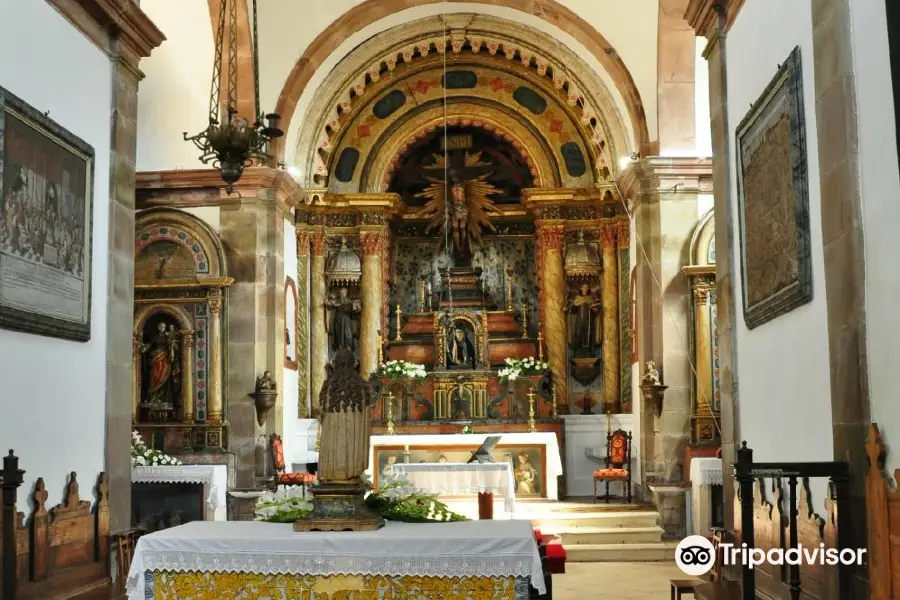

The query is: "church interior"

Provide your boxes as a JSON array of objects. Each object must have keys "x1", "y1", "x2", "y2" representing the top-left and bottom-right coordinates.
[{"x1": 0, "y1": 0, "x2": 897, "y2": 599}]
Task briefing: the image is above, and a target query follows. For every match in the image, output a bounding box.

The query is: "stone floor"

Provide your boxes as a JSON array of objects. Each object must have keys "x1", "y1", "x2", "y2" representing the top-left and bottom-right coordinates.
[{"x1": 555, "y1": 562, "x2": 688, "y2": 599}]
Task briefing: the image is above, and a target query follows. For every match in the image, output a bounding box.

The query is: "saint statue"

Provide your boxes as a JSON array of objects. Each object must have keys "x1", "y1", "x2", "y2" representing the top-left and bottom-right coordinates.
[
  {"x1": 325, "y1": 287, "x2": 361, "y2": 356},
  {"x1": 514, "y1": 452, "x2": 538, "y2": 495},
  {"x1": 141, "y1": 321, "x2": 180, "y2": 406},
  {"x1": 446, "y1": 326, "x2": 476, "y2": 369},
  {"x1": 317, "y1": 349, "x2": 374, "y2": 482},
  {"x1": 449, "y1": 377, "x2": 472, "y2": 419},
  {"x1": 256, "y1": 370, "x2": 276, "y2": 392},
  {"x1": 566, "y1": 283, "x2": 602, "y2": 356},
  {"x1": 415, "y1": 151, "x2": 501, "y2": 266}
]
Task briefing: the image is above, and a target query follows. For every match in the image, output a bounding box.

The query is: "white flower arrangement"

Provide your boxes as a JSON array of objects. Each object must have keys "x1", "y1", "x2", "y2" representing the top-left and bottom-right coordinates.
[
  {"x1": 253, "y1": 486, "x2": 312, "y2": 522},
  {"x1": 497, "y1": 357, "x2": 550, "y2": 383},
  {"x1": 376, "y1": 359, "x2": 427, "y2": 381},
  {"x1": 131, "y1": 430, "x2": 182, "y2": 467}
]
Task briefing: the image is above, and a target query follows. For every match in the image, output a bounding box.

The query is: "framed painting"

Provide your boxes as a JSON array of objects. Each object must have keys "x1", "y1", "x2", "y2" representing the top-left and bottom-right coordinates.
[
  {"x1": 735, "y1": 46, "x2": 812, "y2": 329},
  {"x1": 373, "y1": 443, "x2": 547, "y2": 498},
  {"x1": 284, "y1": 277, "x2": 298, "y2": 370},
  {"x1": 0, "y1": 86, "x2": 94, "y2": 341}
]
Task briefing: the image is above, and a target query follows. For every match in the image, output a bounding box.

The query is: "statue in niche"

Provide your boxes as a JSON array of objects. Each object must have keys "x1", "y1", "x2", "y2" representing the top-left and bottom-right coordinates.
[
  {"x1": 566, "y1": 283, "x2": 602, "y2": 356},
  {"x1": 325, "y1": 287, "x2": 361, "y2": 356},
  {"x1": 256, "y1": 370, "x2": 276, "y2": 392},
  {"x1": 449, "y1": 377, "x2": 472, "y2": 419},
  {"x1": 140, "y1": 316, "x2": 181, "y2": 410},
  {"x1": 514, "y1": 452, "x2": 538, "y2": 495},
  {"x1": 446, "y1": 325, "x2": 476, "y2": 369}
]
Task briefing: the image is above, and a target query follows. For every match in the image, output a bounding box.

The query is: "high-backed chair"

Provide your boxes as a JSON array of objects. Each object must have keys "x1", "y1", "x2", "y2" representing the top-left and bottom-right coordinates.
[
  {"x1": 592, "y1": 429, "x2": 632, "y2": 503},
  {"x1": 269, "y1": 434, "x2": 316, "y2": 491}
]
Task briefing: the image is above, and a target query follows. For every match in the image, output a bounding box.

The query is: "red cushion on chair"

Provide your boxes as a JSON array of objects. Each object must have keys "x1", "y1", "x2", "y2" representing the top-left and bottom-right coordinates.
[
  {"x1": 593, "y1": 468, "x2": 629, "y2": 479},
  {"x1": 278, "y1": 472, "x2": 316, "y2": 484},
  {"x1": 545, "y1": 543, "x2": 567, "y2": 574},
  {"x1": 271, "y1": 436, "x2": 286, "y2": 470},
  {"x1": 533, "y1": 528, "x2": 544, "y2": 544},
  {"x1": 609, "y1": 432, "x2": 628, "y2": 465}
]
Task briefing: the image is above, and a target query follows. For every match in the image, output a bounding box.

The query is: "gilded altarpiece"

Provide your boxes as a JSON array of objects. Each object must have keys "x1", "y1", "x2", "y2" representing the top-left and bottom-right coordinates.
[{"x1": 132, "y1": 209, "x2": 232, "y2": 454}]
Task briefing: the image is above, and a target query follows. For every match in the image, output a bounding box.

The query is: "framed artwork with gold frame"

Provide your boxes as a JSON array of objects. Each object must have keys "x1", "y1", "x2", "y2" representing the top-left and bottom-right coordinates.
[{"x1": 373, "y1": 443, "x2": 547, "y2": 498}]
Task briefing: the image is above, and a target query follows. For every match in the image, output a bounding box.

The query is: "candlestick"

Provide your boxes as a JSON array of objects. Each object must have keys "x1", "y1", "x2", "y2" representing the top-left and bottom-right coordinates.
[
  {"x1": 537, "y1": 328, "x2": 544, "y2": 361},
  {"x1": 527, "y1": 391, "x2": 536, "y2": 433},
  {"x1": 506, "y1": 267, "x2": 515, "y2": 312},
  {"x1": 385, "y1": 392, "x2": 395, "y2": 435},
  {"x1": 394, "y1": 304, "x2": 403, "y2": 341},
  {"x1": 418, "y1": 278, "x2": 427, "y2": 313},
  {"x1": 426, "y1": 281, "x2": 433, "y2": 311},
  {"x1": 377, "y1": 330, "x2": 384, "y2": 365},
  {"x1": 551, "y1": 383, "x2": 558, "y2": 419},
  {"x1": 520, "y1": 303, "x2": 528, "y2": 339}
]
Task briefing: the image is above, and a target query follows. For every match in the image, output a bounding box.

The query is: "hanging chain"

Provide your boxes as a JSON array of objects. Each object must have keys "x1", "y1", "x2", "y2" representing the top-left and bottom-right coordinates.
[
  {"x1": 251, "y1": 0, "x2": 261, "y2": 121},
  {"x1": 226, "y1": 0, "x2": 238, "y2": 114},
  {"x1": 208, "y1": 0, "x2": 227, "y2": 122},
  {"x1": 440, "y1": 15, "x2": 455, "y2": 321}
]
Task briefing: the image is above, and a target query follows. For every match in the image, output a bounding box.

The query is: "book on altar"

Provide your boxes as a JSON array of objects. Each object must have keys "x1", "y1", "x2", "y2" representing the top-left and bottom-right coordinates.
[{"x1": 467, "y1": 436, "x2": 502, "y2": 464}]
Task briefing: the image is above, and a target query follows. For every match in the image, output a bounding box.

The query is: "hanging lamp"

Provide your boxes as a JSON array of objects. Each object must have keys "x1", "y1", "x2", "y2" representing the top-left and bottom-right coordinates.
[{"x1": 184, "y1": 0, "x2": 282, "y2": 191}]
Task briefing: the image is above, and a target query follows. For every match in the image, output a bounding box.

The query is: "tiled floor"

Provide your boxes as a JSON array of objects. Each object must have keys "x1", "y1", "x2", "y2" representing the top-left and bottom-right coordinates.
[{"x1": 555, "y1": 562, "x2": 689, "y2": 599}]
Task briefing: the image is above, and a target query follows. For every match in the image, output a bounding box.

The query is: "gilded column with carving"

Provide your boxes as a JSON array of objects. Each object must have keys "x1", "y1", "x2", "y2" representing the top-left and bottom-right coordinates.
[
  {"x1": 538, "y1": 222, "x2": 568, "y2": 407},
  {"x1": 132, "y1": 332, "x2": 142, "y2": 422},
  {"x1": 360, "y1": 229, "x2": 385, "y2": 380},
  {"x1": 181, "y1": 330, "x2": 195, "y2": 423},
  {"x1": 310, "y1": 230, "x2": 328, "y2": 413},
  {"x1": 600, "y1": 224, "x2": 620, "y2": 412},
  {"x1": 693, "y1": 281, "x2": 714, "y2": 427},
  {"x1": 617, "y1": 219, "x2": 632, "y2": 412},
  {"x1": 297, "y1": 230, "x2": 310, "y2": 418},
  {"x1": 207, "y1": 289, "x2": 224, "y2": 422}
]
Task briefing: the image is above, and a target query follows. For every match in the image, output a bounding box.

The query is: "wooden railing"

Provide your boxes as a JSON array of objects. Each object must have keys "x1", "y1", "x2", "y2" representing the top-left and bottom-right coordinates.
[
  {"x1": 733, "y1": 442, "x2": 851, "y2": 600},
  {"x1": 865, "y1": 423, "x2": 900, "y2": 600}
]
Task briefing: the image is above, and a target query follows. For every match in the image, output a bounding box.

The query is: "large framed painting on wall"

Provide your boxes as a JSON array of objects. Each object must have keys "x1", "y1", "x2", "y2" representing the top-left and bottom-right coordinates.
[
  {"x1": 0, "y1": 86, "x2": 94, "y2": 341},
  {"x1": 735, "y1": 46, "x2": 812, "y2": 329}
]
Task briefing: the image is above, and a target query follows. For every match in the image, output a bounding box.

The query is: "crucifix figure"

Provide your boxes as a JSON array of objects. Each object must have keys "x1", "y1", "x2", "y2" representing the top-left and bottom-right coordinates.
[{"x1": 415, "y1": 150, "x2": 501, "y2": 266}]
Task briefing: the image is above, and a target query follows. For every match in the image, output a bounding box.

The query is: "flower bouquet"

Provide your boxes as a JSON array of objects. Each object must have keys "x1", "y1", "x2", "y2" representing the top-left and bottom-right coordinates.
[
  {"x1": 365, "y1": 481, "x2": 468, "y2": 523},
  {"x1": 254, "y1": 486, "x2": 313, "y2": 523},
  {"x1": 131, "y1": 430, "x2": 182, "y2": 467},
  {"x1": 376, "y1": 360, "x2": 427, "y2": 381},
  {"x1": 497, "y1": 357, "x2": 549, "y2": 383}
]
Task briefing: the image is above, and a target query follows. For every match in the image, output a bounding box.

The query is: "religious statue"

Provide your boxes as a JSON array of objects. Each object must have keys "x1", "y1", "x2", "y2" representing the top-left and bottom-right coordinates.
[
  {"x1": 325, "y1": 287, "x2": 361, "y2": 356},
  {"x1": 317, "y1": 349, "x2": 374, "y2": 482},
  {"x1": 514, "y1": 452, "x2": 538, "y2": 495},
  {"x1": 446, "y1": 326, "x2": 476, "y2": 369},
  {"x1": 566, "y1": 283, "x2": 602, "y2": 356},
  {"x1": 256, "y1": 370, "x2": 276, "y2": 392},
  {"x1": 415, "y1": 151, "x2": 501, "y2": 266},
  {"x1": 141, "y1": 320, "x2": 180, "y2": 407},
  {"x1": 642, "y1": 360, "x2": 661, "y2": 385},
  {"x1": 449, "y1": 377, "x2": 472, "y2": 419},
  {"x1": 381, "y1": 454, "x2": 399, "y2": 485}
]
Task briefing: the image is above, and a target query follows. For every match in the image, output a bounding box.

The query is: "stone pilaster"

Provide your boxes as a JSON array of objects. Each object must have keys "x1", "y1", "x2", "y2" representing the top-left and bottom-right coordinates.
[
  {"x1": 296, "y1": 230, "x2": 310, "y2": 418},
  {"x1": 359, "y1": 229, "x2": 386, "y2": 380},
  {"x1": 310, "y1": 230, "x2": 328, "y2": 410},
  {"x1": 536, "y1": 223, "x2": 568, "y2": 408},
  {"x1": 600, "y1": 224, "x2": 620, "y2": 412}
]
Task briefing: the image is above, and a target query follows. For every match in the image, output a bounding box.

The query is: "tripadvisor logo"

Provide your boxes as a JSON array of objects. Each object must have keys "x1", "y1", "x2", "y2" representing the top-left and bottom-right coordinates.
[{"x1": 675, "y1": 535, "x2": 867, "y2": 576}]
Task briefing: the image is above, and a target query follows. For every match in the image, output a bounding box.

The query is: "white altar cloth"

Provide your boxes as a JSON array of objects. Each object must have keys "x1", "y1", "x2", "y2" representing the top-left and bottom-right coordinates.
[
  {"x1": 125, "y1": 519, "x2": 545, "y2": 599},
  {"x1": 370, "y1": 432, "x2": 563, "y2": 499},
  {"x1": 690, "y1": 457, "x2": 724, "y2": 486},
  {"x1": 131, "y1": 465, "x2": 227, "y2": 514},
  {"x1": 391, "y1": 462, "x2": 516, "y2": 513}
]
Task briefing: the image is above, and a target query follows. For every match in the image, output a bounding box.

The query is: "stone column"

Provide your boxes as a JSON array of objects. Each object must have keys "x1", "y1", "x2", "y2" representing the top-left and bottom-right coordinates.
[
  {"x1": 207, "y1": 289, "x2": 224, "y2": 423},
  {"x1": 180, "y1": 330, "x2": 195, "y2": 423},
  {"x1": 296, "y1": 230, "x2": 310, "y2": 418},
  {"x1": 310, "y1": 230, "x2": 328, "y2": 410},
  {"x1": 537, "y1": 222, "x2": 567, "y2": 408},
  {"x1": 359, "y1": 229, "x2": 385, "y2": 380},
  {"x1": 692, "y1": 284, "x2": 713, "y2": 415},
  {"x1": 600, "y1": 223, "x2": 620, "y2": 412}
]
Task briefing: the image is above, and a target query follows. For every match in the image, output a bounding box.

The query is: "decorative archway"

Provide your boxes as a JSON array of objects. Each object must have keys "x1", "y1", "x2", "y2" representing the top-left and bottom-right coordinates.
[
  {"x1": 280, "y1": 12, "x2": 641, "y2": 184},
  {"x1": 135, "y1": 208, "x2": 228, "y2": 280}
]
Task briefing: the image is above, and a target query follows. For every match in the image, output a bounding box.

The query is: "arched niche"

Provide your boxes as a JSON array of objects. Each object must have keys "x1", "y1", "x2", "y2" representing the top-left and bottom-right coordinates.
[
  {"x1": 132, "y1": 208, "x2": 233, "y2": 453},
  {"x1": 682, "y1": 208, "x2": 719, "y2": 446},
  {"x1": 326, "y1": 56, "x2": 596, "y2": 193}
]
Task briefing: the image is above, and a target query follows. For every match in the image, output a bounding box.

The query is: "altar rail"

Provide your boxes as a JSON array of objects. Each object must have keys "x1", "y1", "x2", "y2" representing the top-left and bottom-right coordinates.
[
  {"x1": 1, "y1": 451, "x2": 111, "y2": 600},
  {"x1": 697, "y1": 442, "x2": 852, "y2": 600}
]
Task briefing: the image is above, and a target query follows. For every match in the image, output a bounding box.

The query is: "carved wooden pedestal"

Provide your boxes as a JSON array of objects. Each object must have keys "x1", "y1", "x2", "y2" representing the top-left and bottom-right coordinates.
[{"x1": 293, "y1": 482, "x2": 384, "y2": 532}]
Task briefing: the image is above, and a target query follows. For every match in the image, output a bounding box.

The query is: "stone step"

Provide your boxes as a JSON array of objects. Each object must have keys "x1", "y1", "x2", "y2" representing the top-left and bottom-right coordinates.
[
  {"x1": 529, "y1": 510, "x2": 660, "y2": 530},
  {"x1": 548, "y1": 525, "x2": 665, "y2": 545},
  {"x1": 564, "y1": 541, "x2": 679, "y2": 562}
]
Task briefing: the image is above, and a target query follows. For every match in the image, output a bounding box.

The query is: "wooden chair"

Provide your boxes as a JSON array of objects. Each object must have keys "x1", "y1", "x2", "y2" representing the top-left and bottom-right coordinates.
[
  {"x1": 669, "y1": 528, "x2": 727, "y2": 599},
  {"x1": 269, "y1": 434, "x2": 316, "y2": 491},
  {"x1": 592, "y1": 429, "x2": 632, "y2": 502}
]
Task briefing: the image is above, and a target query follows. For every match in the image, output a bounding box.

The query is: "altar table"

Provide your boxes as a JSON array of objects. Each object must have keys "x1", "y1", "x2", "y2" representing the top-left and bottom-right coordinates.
[
  {"x1": 370, "y1": 432, "x2": 563, "y2": 499},
  {"x1": 391, "y1": 462, "x2": 516, "y2": 517},
  {"x1": 126, "y1": 520, "x2": 544, "y2": 600}
]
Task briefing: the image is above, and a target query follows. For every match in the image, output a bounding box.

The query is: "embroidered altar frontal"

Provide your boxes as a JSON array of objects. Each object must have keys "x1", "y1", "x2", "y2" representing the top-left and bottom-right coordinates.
[{"x1": 127, "y1": 520, "x2": 544, "y2": 600}]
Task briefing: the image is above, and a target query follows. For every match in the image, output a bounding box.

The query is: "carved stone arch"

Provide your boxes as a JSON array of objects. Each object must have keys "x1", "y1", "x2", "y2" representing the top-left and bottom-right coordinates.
[
  {"x1": 689, "y1": 207, "x2": 715, "y2": 267},
  {"x1": 133, "y1": 303, "x2": 193, "y2": 335},
  {"x1": 283, "y1": 12, "x2": 638, "y2": 186},
  {"x1": 135, "y1": 208, "x2": 227, "y2": 281}
]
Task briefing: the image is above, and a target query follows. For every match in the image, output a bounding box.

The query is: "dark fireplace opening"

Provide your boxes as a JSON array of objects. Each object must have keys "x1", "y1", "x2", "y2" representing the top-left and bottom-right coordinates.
[
  {"x1": 888, "y1": 0, "x2": 900, "y2": 163},
  {"x1": 132, "y1": 482, "x2": 205, "y2": 534}
]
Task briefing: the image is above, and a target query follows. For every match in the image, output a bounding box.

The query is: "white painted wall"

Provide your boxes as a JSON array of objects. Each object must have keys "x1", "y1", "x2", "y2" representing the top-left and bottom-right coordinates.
[
  {"x1": 0, "y1": 0, "x2": 112, "y2": 507},
  {"x1": 282, "y1": 216, "x2": 299, "y2": 469},
  {"x1": 136, "y1": 0, "x2": 214, "y2": 171},
  {"x1": 850, "y1": 0, "x2": 900, "y2": 473},
  {"x1": 180, "y1": 206, "x2": 221, "y2": 233},
  {"x1": 695, "y1": 38, "x2": 712, "y2": 157},
  {"x1": 726, "y1": 1, "x2": 833, "y2": 483}
]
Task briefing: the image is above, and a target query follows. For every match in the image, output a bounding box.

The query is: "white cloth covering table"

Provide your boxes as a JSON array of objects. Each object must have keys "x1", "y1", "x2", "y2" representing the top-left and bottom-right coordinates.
[
  {"x1": 131, "y1": 465, "x2": 228, "y2": 520},
  {"x1": 690, "y1": 457, "x2": 724, "y2": 536},
  {"x1": 390, "y1": 462, "x2": 516, "y2": 514},
  {"x1": 126, "y1": 519, "x2": 544, "y2": 600}
]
